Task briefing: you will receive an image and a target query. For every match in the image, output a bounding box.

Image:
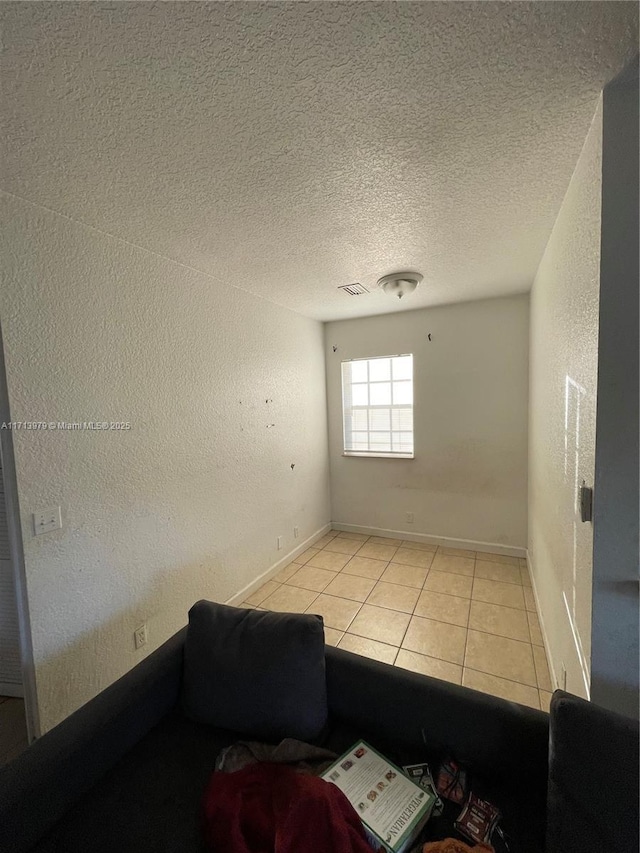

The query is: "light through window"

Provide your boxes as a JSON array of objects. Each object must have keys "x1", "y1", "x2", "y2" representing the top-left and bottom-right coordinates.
[{"x1": 341, "y1": 354, "x2": 414, "y2": 457}]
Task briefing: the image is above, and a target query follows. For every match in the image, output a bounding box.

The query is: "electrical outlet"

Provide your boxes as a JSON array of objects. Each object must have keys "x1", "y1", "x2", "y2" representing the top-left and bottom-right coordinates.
[
  {"x1": 277, "y1": 536, "x2": 283, "y2": 550},
  {"x1": 33, "y1": 506, "x2": 62, "y2": 536},
  {"x1": 406, "y1": 512, "x2": 414, "y2": 524},
  {"x1": 293, "y1": 526, "x2": 299, "y2": 539},
  {"x1": 134, "y1": 624, "x2": 148, "y2": 650}
]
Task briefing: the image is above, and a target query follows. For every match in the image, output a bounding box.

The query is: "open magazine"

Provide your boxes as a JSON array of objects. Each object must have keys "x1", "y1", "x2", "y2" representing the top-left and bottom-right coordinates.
[{"x1": 322, "y1": 741, "x2": 436, "y2": 853}]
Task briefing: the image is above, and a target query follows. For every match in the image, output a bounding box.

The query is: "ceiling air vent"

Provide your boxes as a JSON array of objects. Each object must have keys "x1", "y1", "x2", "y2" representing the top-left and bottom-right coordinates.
[{"x1": 338, "y1": 282, "x2": 369, "y2": 296}]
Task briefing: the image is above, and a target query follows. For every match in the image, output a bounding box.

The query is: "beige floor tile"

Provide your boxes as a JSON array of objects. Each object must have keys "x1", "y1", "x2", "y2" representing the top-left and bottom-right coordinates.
[
  {"x1": 395, "y1": 649, "x2": 462, "y2": 685},
  {"x1": 468, "y1": 600, "x2": 530, "y2": 642},
  {"x1": 401, "y1": 540, "x2": 438, "y2": 552},
  {"x1": 402, "y1": 616, "x2": 467, "y2": 665},
  {"x1": 532, "y1": 645, "x2": 553, "y2": 690},
  {"x1": 274, "y1": 563, "x2": 299, "y2": 583},
  {"x1": 338, "y1": 633, "x2": 398, "y2": 665},
  {"x1": 464, "y1": 630, "x2": 536, "y2": 686},
  {"x1": 527, "y1": 611, "x2": 544, "y2": 646},
  {"x1": 287, "y1": 565, "x2": 336, "y2": 593},
  {"x1": 472, "y1": 577, "x2": 525, "y2": 609},
  {"x1": 463, "y1": 668, "x2": 540, "y2": 709},
  {"x1": 348, "y1": 605, "x2": 411, "y2": 646},
  {"x1": 520, "y1": 565, "x2": 532, "y2": 587},
  {"x1": 323, "y1": 627, "x2": 344, "y2": 646},
  {"x1": 244, "y1": 580, "x2": 281, "y2": 606},
  {"x1": 380, "y1": 563, "x2": 428, "y2": 589},
  {"x1": 307, "y1": 551, "x2": 351, "y2": 571},
  {"x1": 261, "y1": 584, "x2": 318, "y2": 613},
  {"x1": 391, "y1": 548, "x2": 434, "y2": 569},
  {"x1": 474, "y1": 560, "x2": 522, "y2": 585},
  {"x1": 324, "y1": 573, "x2": 377, "y2": 602},
  {"x1": 423, "y1": 571, "x2": 473, "y2": 599},
  {"x1": 356, "y1": 543, "x2": 399, "y2": 561},
  {"x1": 342, "y1": 555, "x2": 388, "y2": 580},
  {"x1": 518, "y1": 558, "x2": 528, "y2": 569},
  {"x1": 415, "y1": 590, "x2": 470, "y2": 627},
  {"x1": 477, "y1": 552, "x2": 519, "y2": 566},
  {"x1": 336, "y1": 531, "x2": 370, "y2": 541},
  {"x1": 524, "y1": 587, "x2": 536, "y2": 611},
  {"x1": 323, "y1": 538, "x2": 362, "y2": 555},
  {"x1": 366, "y1": 581, "x2": 420, "y2": 614},
  {"x1": 430, "y1": 554, "x2": 475, "y2": 577},
  {"x1": 538, "y1": 690, "x2": 552, "y2": 713},
  {"x1": 314, "y1": 534, "x2": 340, "y2": 549},
  {"x1": 437, "y1": 546, "x2": 477, "y2": 559},
  {"x1": 241, "y1": 603, "x2": 257, "y2": 609},
  {"x1": 293, "y1": 547, "x2": 321, "y2": 565},
  {"x1": 306, "y1": 594, "x2": 362, "y2": 631},
  {"x1": 368, "y1": 536, "x2": 404, "y2": 546}
]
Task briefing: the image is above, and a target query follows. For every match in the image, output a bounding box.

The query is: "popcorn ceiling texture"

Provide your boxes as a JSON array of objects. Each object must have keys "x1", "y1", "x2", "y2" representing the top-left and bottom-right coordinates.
[
  {"x1": 0, "y1": 194, "x2": 330, "y2": 733},
  {"x1": 528, "y1": 100, "x2": 603, "y2": 699},
  {"x1": 1, "y1": 1, "x2": 638, "y2": 321}
]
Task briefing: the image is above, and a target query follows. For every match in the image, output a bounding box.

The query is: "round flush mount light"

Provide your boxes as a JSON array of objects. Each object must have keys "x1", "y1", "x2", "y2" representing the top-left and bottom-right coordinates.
[{"x1": 377, "y1": 271, "x2": 423, "y2": 300}]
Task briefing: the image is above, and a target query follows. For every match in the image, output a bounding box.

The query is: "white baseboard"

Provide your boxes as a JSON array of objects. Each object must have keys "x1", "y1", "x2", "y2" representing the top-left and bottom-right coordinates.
[
  {"x1": 527, "y1": 552, "x2": 559, "y2": 691},
  {"x1": 331, "y1": 522, "x2": 526, "y2": 558},
  {"x1": 226, "y1": 522, "x2": 332, "y2": 607},
  {"x1": 0, "y1": 682, "x2": 24, "y2": 698}
]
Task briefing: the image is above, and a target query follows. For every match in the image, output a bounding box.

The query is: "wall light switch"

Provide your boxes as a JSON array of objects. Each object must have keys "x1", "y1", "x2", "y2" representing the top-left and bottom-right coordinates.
[{"x1": 33, "y1": 506, "x2": 62, "y2": 536}]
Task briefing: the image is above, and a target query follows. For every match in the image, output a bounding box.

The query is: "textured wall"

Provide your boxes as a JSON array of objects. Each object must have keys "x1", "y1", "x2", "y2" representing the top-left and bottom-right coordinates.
[
  {"x1": 528, "y1": 101, "x2": 603, "y2": 698},
  {"x1": 1, "y1": 2, "x2": 637, "y2": 320},
  {"x1": 0, "y1": 194, "x2": 330, "y2": 733},
  {"x1": 326, "y1": 295, "x2": 529, "y2": 548}
]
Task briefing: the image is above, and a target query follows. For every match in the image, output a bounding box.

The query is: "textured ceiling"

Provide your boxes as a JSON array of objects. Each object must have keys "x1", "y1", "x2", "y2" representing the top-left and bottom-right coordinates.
[{"x1": 1, "y1": 2, "x2": 637, "y2": 321}]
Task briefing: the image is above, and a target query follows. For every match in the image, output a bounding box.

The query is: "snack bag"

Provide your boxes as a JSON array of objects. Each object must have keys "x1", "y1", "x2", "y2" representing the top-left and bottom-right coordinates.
[
  {"x1": 436, "y1": 759, "x2": 467, "y2": 804},
  {"x1": 454, "y1": 792, "x2": 501, "y2": 845}
]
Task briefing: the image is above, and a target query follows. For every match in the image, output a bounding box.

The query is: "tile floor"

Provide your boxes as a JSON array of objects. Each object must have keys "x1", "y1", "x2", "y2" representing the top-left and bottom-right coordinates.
[
  {"x1": 243, "y1": 529, "x2": 553, "y2": 712},
  {"x1": 0, "y1": 696, "x2": 28, "y2": 767}
]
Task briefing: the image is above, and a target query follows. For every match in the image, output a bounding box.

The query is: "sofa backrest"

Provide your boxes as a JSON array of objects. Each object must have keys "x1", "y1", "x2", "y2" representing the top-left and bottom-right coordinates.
[
  {"x1": 545, "y1": 690, "x2": 639, "y2": 853},
  {"x1": 325, "y1": 645, "x2": 550, "y2": 787}
]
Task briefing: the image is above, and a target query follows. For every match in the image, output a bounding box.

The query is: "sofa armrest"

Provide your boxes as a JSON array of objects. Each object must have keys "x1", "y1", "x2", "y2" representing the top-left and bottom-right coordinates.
[
  {"x1": 546, "y1": 690, "x2": 639, "y2": 853},
  {"x1": 0, "y1": 626, "x2": 187, "y2": 853},
  {"x1": 325, "y1": 646, "x2": 549, "y2": 784}
]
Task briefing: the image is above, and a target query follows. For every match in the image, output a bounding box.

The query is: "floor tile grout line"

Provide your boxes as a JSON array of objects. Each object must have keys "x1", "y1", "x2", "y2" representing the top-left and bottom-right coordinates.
[
  {"x1": 462, "y1": 663, "x2": 540, "y2": 691},
  {"x1": 252, "y1": 540, "x2": 545, "y2": 687}
]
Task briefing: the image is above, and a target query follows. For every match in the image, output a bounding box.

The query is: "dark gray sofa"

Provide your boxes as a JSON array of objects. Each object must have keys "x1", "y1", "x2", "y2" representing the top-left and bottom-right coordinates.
[{"x1": 1, "y1": 620, "x2": 637, "y2": 853}]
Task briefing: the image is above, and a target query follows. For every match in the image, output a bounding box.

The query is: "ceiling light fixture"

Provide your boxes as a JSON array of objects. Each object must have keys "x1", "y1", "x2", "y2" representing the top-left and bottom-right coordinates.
[{"x1": 377, "y1": 271, "x2": 423, "y2": 300}]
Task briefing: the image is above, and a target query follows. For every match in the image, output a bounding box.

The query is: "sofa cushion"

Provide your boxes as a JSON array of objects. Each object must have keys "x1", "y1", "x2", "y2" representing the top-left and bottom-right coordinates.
[{"x1": 181, "y1": 600, "x2": 327, "y2": 741}]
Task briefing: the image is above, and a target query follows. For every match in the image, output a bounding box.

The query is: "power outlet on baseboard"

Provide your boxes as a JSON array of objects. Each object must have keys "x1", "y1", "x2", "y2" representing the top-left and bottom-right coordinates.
[
  {"x1": 277, "y1": 536, "x2": 283, "y2": 550},
  {"x1": 293, "y1": 527, "x2": 299, "y2": 539},
  {"x1": 406, "y1": 512, "x2": 414, "y2": 524},
  {"x1": 134, "y1": 624, "x2": 148, "y2": 650}
]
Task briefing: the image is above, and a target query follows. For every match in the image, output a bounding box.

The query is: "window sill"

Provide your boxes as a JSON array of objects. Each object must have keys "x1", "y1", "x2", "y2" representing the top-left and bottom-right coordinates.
[{"x1": 342, "y1": 452, "x2": 414, "y2": 459}]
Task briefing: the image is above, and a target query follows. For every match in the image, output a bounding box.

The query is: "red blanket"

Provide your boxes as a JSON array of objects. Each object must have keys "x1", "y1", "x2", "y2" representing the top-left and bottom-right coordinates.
[{"x1": 202, "y1": 763, "x2": 375, "y2": 852}]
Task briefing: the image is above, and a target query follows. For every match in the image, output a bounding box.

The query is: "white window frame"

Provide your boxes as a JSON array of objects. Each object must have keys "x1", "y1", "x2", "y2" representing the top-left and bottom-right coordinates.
[{"x1": 341, "y1": 353, "x2": 414, "y2": 459}]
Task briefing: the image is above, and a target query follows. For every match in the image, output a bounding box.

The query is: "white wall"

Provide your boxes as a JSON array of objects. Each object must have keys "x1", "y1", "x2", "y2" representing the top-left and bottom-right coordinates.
[
  {"x1": 325, "y1": 295, "x2": 529, "y2": 550},
  {"x1": 528, "y1": 100, "x2": 602, "y2": 698},
  {"x1": 0, "y1": 193, "x2": 330, "y2": 733}
]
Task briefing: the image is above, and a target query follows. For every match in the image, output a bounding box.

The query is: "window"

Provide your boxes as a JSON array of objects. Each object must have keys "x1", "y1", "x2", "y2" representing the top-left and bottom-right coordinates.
[{"x1": 341, "y1": 354, "x2": 414, "y2": 458}]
